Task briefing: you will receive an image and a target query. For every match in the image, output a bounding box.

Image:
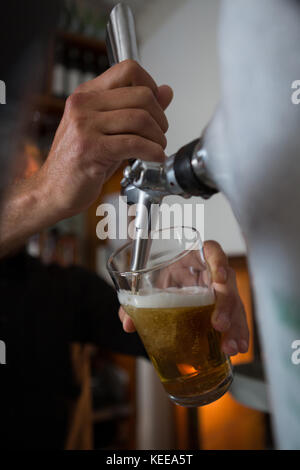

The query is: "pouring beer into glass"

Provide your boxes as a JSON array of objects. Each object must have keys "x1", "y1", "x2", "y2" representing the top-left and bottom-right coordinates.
[
  {"x1": 106, "y1": 4, "x2": 232, "y2": 407},
  {"x1": 107, "y1": 226, "x2": 233, "y2": 407}
]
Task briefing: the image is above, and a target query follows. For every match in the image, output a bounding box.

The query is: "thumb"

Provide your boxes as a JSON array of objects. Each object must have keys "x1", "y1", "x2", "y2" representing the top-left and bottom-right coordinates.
[
  {"x1": 203, "y1": 240, "x2": 229, "y2": 284},
  {"x1": 157, "y1": 84, "x2": 173, "y2": 110}
]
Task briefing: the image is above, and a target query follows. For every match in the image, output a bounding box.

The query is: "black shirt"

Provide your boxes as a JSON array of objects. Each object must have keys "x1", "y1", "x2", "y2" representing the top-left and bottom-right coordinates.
[{"x1": 0, "y1": 252, "x2": 146, "y2": 449}]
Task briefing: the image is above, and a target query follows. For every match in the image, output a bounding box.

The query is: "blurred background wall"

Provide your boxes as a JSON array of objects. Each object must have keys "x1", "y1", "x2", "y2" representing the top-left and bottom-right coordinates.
[{"x1": 137, "y1": 0, "x2": 246, "y2": 255}]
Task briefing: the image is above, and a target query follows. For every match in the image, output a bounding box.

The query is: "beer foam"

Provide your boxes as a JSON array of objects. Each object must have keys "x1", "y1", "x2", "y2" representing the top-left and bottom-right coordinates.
[{"x1": 118, "y1": 286, "x2": 215, "y2": 309}]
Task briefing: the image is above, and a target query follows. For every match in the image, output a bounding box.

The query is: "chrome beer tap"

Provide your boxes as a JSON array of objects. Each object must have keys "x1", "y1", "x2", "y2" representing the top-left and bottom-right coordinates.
[
  {"x1": 106, "y1": 3, "x2": 218, "y2": 271},
  {"x1": 106, "y1": 1, "x2": 300, "y2": 449}
]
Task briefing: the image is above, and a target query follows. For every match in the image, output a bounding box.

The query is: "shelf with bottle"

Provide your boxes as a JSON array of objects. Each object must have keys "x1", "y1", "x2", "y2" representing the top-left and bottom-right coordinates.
[
  {"x1": 31, "y1": 1, "x2": 111, "y2": 117},
  {"x1": 51, "y1": 33, "x2": 109, "y2": 101},
  {"x1": 32, "y1": 30, "x2": 109, "y2": 121},
  {"x1": 47, "y1": 0, "x2": 110, "y2": 101}
]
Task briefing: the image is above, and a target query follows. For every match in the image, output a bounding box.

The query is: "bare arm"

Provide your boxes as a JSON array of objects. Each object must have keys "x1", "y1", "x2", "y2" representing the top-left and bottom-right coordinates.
[{"x1": 0, "y1": 174, "x2": 58, "y2": 258}]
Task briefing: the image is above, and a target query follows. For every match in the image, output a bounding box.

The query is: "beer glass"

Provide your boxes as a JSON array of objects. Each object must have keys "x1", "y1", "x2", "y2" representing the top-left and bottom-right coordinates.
[{"x1": 107, "y1": 227, "x2": 233, "y2": 406}]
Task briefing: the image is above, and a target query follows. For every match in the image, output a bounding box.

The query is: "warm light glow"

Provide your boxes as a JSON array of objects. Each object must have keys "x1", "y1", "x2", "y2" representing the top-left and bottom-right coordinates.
[
  {"x1": 23, "y1": 143, "x2": 41, "y2": 178},
  {"x1": 13, "y1": 141, "x2": 42, "y2": 181},
  {"x1": 177, "y1": 364, "x2": 198, "y2": 375},
  {"x1": 199, "y1": 263, "x2": 265, "y2": 449},
  {"x1": 174, "y1": 261, "x2": 266, "y2": 450}
]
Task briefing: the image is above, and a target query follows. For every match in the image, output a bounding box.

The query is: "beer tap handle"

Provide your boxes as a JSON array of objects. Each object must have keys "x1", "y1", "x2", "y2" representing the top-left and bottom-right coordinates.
[
  {"x1": 106, "y1": 4, "x2": 153, "y2": 275},
  {"x1": 106, "y1": 3, "x2": 139, "y2": 167},
  {"x1": 106, "y1": 3, "x2": 139, "y2": 65}
]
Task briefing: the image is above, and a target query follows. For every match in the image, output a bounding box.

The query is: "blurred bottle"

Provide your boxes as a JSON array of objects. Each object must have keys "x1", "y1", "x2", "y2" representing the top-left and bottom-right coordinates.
[
  {"x1": 66, "y1": 47, "x2": 82, "y2": 95},
  {"x1": 52, "y1": 41, "x2": 67, "y2": 98}
]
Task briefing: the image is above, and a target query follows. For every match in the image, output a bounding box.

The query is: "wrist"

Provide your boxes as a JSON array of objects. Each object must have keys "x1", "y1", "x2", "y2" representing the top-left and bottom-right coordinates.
[
  {"x1": 28, "y1": 170, "x2": 62, "y2": 228},
  {"x1": 0, "y1": 172, "x2": 62, "y2": 258},
  {"x1": 33, "y1": 165, "x2": 73, "y2": 225}
]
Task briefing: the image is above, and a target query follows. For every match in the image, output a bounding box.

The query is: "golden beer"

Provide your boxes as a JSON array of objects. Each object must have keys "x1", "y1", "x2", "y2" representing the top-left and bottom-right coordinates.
[{"x1": 119, "y1": 286, "x2": 232, "y2": 406}]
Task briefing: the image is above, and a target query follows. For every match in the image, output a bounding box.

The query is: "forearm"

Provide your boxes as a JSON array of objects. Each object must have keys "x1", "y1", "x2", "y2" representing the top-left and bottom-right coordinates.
[{"x1": 0, "y1": 173, "x2": 60, "y2": 258}]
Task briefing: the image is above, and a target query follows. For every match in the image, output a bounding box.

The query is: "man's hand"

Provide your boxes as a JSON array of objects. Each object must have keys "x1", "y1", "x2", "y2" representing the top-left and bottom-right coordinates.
[
  {"x1": 0, "y1": 61, "x2": 173, "y2": 257},
  {"x1": 119, "y1": 240, "x2": 249, "y2": 356},
  {"x1": 38, "y1": 60, "x2": 173, "y2": 219}
]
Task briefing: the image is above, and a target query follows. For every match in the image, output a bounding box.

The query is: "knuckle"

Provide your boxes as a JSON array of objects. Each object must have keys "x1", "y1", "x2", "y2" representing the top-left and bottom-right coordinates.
[
  {"x1": 65, "y1": 96, "x2": 92, "y2": 134},
  {"x1": 73, "y1": 82, "x2": 85, "y2": 94},
  {"x1": 133, "y1": 108, "x2": 151, "y2": 127},
  {"x1": 121, "y1": 59, "x2": 141, "y2": 80},
  {"x1": 65, "y1": 91, "x2": 85, "y2": 112},
  {"x1": 139, "y1": 85, "x2": 155, "y2": 104}
]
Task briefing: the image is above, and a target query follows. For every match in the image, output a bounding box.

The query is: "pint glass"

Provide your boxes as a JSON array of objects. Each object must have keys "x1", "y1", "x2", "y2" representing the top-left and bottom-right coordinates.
[{"x1": 107, "y1": 227, "x2": 233, "y2": 406}]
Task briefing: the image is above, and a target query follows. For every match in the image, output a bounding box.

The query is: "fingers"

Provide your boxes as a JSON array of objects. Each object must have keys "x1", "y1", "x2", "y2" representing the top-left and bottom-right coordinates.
[
  {"x1": 157, "y1": 84, "x2": 174, "y2": 111},
  {"x1": 118, "y1": 307, "x2": 136, "y2": 333},
  {"x1": 221, "y1": 302, "x2": 249, "y2": 356},
  {"x1": 79, "y1": 60, "x2": 160, "y2": 96},
  {"x1": 123, "y1": 316, "x2": 136, "y2": 333},
  {"x1": 204, "y1": 240, "x2": 229, "y2": 284},
  {"x1": 45, "y1": 61, "x2": 172, "y2": 222},
  {"x1": 97, "y1": 134, "x2": 166, "y2": 164},
  {"x1": 63, "y1": 61, "x2": 172, "y2": 172},
  {"x1": 65, "y1": 85, "x2": 170, "y2": 167},
  {"x1": 211, "y1": 288, "x2": 234, "y2": 332},
  {"x1": 75, "y1": 61, "x2": 173, "y2": 134},
  {"x1": 211, "y1": 266, "x2": 249, "y2": 356},
  {"x1": 92, "y1": 108, "x2": 167, "y2": 149},
  {"x1": 118, "y1": 306, "x2": 126, "y2": 322},
  {"x1": 79, "y1": 87, "x2": 170, "y2": 133}
]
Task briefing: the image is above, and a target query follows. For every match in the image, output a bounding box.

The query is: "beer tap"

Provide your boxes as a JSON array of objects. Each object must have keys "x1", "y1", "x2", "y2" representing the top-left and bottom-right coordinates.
[
  {"x1": 106, "y1": 3, "x2": 218, "y2": 272},
  {"x1": 106, "y1": 1, "x2": 300, "y2": 449}
]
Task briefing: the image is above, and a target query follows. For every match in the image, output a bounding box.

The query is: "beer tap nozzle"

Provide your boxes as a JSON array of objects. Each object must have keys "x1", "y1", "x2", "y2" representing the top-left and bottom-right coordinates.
[{"x1": 106, "y1": 4, "x2": 219, "y2": 275}]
